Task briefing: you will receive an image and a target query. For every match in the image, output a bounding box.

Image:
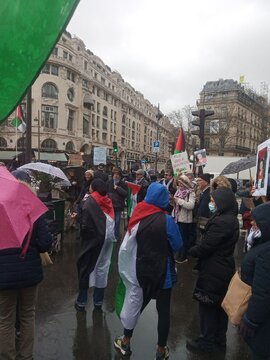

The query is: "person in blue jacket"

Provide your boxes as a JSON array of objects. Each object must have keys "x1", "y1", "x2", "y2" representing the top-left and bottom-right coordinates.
[
  {"x1": 240, "y1": 202, "x2": 270, "y2": 360},
  {"x1": 0, "y1": 170, "x2": 52, "y2": 360},
  {"x1": 114, "y1": 183, "x2": 182, "y2": 360}
]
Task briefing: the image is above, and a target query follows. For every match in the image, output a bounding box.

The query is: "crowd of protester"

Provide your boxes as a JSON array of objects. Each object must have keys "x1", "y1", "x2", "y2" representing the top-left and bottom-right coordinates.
[{"x1": 0, "y1": 160, "x2": 270, "y2": 360}]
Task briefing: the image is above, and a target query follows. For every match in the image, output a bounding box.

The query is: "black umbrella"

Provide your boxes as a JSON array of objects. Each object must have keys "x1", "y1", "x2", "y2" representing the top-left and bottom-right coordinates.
[{"x1": 220, "y1": 156, "x2": 256, "y2": 175}]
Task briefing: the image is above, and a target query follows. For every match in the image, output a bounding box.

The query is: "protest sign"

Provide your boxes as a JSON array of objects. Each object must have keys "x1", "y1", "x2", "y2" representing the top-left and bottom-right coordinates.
[
  {"x1": 194, "y1": 149, "x2": 207, "y2": 167},
  {"x1": 170, "y1": 151, "x2": 190, "y2": 175},
  {"x1": 253, "y1": 139, "x2": 270, "y2": 197},
  {"x1": 93, "y1": 147, "x2": 107, "y2": 166}
]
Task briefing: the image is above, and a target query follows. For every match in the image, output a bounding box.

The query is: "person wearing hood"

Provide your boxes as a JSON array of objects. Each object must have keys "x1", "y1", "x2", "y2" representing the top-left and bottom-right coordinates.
[
  {"x1": 239, "y1": 202, "x2": 270, "y2": 360},
  {"x1": 114, "y1": 183, "x2": 182, "y2": 360},
  {"x1": 75, "y1": 179, "x2": 115, "y2": 312},
  {"x1": 186, "y1": 187, "x2": 239, "y2": 353}
]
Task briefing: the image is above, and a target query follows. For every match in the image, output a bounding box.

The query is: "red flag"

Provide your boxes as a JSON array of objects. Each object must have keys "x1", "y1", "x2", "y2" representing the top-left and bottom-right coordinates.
[{"x1": 174, "y1": 128, "x2": 185, "y2": 153}]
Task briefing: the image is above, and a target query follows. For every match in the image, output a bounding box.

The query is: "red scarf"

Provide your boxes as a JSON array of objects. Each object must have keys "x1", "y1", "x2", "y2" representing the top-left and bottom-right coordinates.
[
  {"x1": 91, "y1": 192, "x2": 115, "y2": 220},
  {"x1": 128, "y1": 201, "x2": 167, "y2": 234}
]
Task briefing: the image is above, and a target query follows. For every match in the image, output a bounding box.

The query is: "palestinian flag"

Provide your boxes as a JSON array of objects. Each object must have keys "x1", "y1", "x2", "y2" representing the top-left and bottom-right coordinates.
[
  {"x1": 0, "y1": 0, "x2": 79, "y2": 123},
  {"x1": 126, "y1": 181, "x2": 141, "y2": 218},
  {"x1": 77, "y1": 193, "x2": 115, "y2": 290},
  {"x1": 174, "y1": 127, "x2": 185, "y2": 154},
  {"x1": 115, "y1": 201, "x2": 168, "y2": 330},
  {"x1": 11, "y1": 106, "x2": 26, "y2": 133}
]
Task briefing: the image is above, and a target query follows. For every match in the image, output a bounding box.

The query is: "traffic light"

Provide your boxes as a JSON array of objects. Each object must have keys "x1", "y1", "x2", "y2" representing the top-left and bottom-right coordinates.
[
  {"x1": 113, "y1": 141, "x2": 118, "y2": 153},
  {"x1": 191, "y1": 109, "x2": 214, "y2": 148}
]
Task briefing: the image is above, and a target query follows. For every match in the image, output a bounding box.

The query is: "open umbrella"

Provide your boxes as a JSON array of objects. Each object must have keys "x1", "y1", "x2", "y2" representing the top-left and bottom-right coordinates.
[
  {"x1": 18, "y1": 162, "x2": 71, "y2": 186},
  {"x1": 0, "y1": 167, "x2": 48, "y2": 252},
  {"x1": 220, "y1": 156, "x2": 256, "y2": 175}
]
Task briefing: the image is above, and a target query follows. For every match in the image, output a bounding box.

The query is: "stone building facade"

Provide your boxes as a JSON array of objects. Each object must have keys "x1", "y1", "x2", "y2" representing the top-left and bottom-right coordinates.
[
  {"x1": 0, "y1": 31, "x2": 174, "y2": 169},
  {"x1": 197, "y1": 79, "x2": 269, "y2": 156}
]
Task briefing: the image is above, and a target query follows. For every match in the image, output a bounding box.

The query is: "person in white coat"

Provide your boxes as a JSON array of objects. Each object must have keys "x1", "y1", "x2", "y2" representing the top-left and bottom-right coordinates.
[{"x1": 173, "y1": 174, "x2": 195, "y2": 264}]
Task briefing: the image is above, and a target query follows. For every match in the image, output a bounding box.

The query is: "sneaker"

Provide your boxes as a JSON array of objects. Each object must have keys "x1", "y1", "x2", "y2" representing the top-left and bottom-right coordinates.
[
  {"x1": 74, "y1": 301, "x2": 86, "y2": 312},
  {"x1": 186, "y1": 339, "x2": 213, "y2": 353},
  {"x1": 155, "y1": 346, "x2": 170, "y2": 359},
  {"x1": 114, "y1": 336, "x2": 132, "y2": 356},
  {"x1": 175, "y1": 258, "x2": 188, "y2": 264}
]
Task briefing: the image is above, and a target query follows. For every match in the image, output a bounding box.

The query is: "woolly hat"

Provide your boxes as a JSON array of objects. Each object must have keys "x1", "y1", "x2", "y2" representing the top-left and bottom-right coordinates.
[
  {"x1": 177, "y1": 174, "x2": 193, "y2": 189},
  {"x1": 91, "y1": 178, "x2": 107, "y2": 196},
  {"x1": 197, "y1": 173, "x2": 211, "y2": 184}
]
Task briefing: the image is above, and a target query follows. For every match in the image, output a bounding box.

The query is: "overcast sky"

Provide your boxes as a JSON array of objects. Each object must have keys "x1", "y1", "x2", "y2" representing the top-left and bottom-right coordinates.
[{"x1": 67, "y1": 0, "x2": 270, "y2": 115}]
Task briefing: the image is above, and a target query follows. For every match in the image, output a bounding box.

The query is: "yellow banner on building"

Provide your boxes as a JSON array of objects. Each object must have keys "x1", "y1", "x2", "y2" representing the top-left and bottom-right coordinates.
[{"x1": 239, "y1": 75, "x2": 245, "y2": 84}]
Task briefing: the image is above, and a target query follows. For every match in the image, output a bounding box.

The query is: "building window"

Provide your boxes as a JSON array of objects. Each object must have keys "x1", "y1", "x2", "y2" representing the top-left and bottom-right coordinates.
[
  {"x1": 67, "y1": 70, "x2": 75, "y2": 82},
  {"x1": 103, "y1": 106, "x2": 108, "y2": 117},
  {"x1": 63, "y1": 51, "x2": 68, "y2": 59},
  {"x1": 101, "y1": 77, "x2": 105, "y2": 85},
  {"x1": 67, "y1": 88, "x2": 75, "y2": 102},
  {"x1": 17, "y1": 137, "x2": 26, "y2": 150},
  {"x1": 51, "y1": 65, "x2": 59, "y2": 76},
  {"x1": 96, "y1": 116, "x2": 100, "y2": 128},
  {"x1": 92, "y1": 114, "x2": 95, "y2": 127},
  {"x1": 102, "y1": 118, "x2": 107, "y2": 130},
  {"x1": 42, "y1": 83, "x2": 58, "y2": 99},
  {"x1": 65, "y1": 141, "x2": 74, "y2": 152},
  {"x1": 82, "y1": 79, "x2": 89, "y2": 89},
  {"x1": 83, "y1": 116, "x2": 90, "y2": 135},
  {"x1": 92, "y1": 129, "x2": 95, "y2": 140},
  {"x1": 69, "y1": 54, "x2": 73, "y2": 61},
  {"x1": 52, "y1": 47, "x2": 58, "y2": 56},
  {"x1": 41, "y1": 63, "x2": 50, "y2": 74},
  {"x1": 0, "y1": 137, "x2": 7, "y2": 148},
  {"x1": 97, "y1": 102, "x2": 100, "y2": 114},
  {"x1": 102, "y1": 132, "x2": 107, "y2": 141},
  {"x1": 84, "y1": 60, "x2": 88, "y2": 70},
  {"x1": 41, "y1": 105, "x2": 58, "y2": 128},
  {"x1": 41, "y1": 63, "x2": 59, "y2": 76},
  {"x1": 41, "y1": 138, "x2": 57, "y2": 151},
  {"x1": 67, "y1": 109, "x2": 75, "y2": 131},
  {"x1": 122, "y1": 126, "x2": 125, "y2": 137},
  {"x1": 96, "y1": 130, "x2": 99, "y2": 141}
]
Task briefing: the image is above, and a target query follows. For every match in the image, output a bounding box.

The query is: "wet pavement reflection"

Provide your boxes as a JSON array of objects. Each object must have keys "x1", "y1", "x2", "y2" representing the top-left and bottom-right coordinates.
[{"x1": 34, "y1": 229, "x2": 251, "y2": 359}]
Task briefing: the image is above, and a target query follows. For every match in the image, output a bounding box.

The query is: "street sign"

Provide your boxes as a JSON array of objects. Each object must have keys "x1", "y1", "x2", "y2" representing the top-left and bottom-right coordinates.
[{"x1": 153, "y1": 140, "x2": 160, "y2": 152}]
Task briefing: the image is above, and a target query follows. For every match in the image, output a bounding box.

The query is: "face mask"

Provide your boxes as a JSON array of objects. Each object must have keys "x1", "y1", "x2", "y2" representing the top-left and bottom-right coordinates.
[{"x1": 208, "y1": 202, "x2": 217, "y2": 213}]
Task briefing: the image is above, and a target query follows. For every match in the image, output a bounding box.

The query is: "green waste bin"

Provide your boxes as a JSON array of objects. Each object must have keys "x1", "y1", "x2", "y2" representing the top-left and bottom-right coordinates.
[{"x1": 44, "y1": 199, "x2": 65, "y2": 240}]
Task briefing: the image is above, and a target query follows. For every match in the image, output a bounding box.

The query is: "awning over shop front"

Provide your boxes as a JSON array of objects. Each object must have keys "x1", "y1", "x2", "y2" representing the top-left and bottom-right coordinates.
[
  {"x1": 34, "y1": 151, "x2": 68, "y2": 162},
  {"x1": 0, "y1": 151, "x2": 22, "y2": 160}
]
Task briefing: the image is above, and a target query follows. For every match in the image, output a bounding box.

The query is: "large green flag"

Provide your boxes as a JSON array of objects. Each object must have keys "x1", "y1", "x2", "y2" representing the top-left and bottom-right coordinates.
[{"x1": 0, "y1": 0, "x2": 79, "y2": 123}]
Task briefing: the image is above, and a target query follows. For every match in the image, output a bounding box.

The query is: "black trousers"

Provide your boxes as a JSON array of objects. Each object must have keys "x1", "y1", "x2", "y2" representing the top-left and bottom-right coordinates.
[
  {"x1": 124, "y1": 288, "x2": 172, "y2": 347},
  {"x1": 199, "y1": 302, "x2": 228, "y2": 347}
]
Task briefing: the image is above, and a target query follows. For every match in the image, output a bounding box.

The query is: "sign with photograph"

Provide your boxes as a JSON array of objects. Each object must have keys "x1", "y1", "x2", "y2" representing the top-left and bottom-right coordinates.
[
  {"x1": 253, "y1": 139, "x2": 270, "y2": 197},
  {"x1": 194, "y1": 149, "x2": 207, "y2": 167},
  {"x1": 170, "y1": 151, "x2": 190, "y2": 175},
  {"x1": 93, "y1": 146, "x2": 107, "y2": 166}
]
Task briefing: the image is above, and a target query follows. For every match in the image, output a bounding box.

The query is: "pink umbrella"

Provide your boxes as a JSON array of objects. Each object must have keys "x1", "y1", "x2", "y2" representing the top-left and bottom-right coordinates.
[{"x1": 0, "y1": 167, "x2": 48, "y2": 253}]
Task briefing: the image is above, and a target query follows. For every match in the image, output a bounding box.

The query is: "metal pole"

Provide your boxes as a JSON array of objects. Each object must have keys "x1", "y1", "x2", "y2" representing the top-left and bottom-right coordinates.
[
  {"x1": 25, "y1": 88, "x2": 32, "y2": 163},
  {"x1": 37, "y1": 110, "x2": 40, "y2": 161},
  {"x1": 155, "y1": 104, "x2": 161, "y2": 173}
]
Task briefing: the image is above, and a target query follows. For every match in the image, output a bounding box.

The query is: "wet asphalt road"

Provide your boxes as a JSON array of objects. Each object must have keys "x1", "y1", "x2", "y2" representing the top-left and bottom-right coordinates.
[{"x1": 34, "y1": 228, "x2": 251, "y2": 360}]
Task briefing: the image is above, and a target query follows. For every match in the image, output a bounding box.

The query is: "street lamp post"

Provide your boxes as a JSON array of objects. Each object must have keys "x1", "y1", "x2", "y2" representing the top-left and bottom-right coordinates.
[
  {"x1": 154, "y1": 104, "x2": 163, "y2": 173},
  {"x1": 34, "y1": 110, "x2": 40, "y2": 161}
]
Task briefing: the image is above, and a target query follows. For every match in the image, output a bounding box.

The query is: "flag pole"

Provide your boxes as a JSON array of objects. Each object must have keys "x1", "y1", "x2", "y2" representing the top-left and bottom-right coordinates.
[
  {"x1": 15, "y1": 109, "x2": 18, "y2": 161},
  {"x1": 25, "y1": 88, "x2": 32, "y2": 164}
]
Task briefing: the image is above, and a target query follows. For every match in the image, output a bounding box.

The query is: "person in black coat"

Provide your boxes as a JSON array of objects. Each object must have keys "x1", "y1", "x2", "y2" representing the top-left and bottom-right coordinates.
[
  {"x1": 94, "y1": 163, "x2": 109, "y2": 183},
  {"x1": 196, "y1": 173, "x2": 211, "y2": 233},
  {"x1": 107, "y1": 169, "x2": 128, "y2": 240},
  {"x1": 239, "y1": 202, "x2": 270, "y2": 360},
  {"x1": 186, "y1": 187, "x2": 239, "y2": 353}
]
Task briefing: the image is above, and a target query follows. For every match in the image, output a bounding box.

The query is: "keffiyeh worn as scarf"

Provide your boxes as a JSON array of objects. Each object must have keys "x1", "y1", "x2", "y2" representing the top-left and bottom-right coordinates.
[{"x1": 173, "y1": 188, "x2": 193, "y2": 223}]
